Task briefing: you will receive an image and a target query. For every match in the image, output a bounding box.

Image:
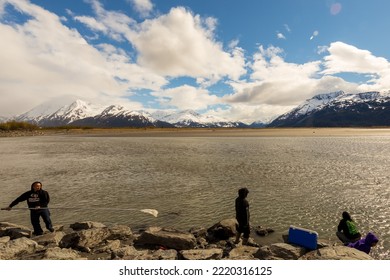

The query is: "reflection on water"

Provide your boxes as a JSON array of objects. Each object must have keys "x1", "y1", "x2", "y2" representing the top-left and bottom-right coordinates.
[{"x1": 1, "y1": 135, "x2": 390, "y2": 259}]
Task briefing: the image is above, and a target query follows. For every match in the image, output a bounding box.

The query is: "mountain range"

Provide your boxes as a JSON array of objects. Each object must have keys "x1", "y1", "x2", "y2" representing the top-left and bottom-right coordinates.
[
  {"x1": 4, "y1": 90, "x2": 390, "y2": 128},
  {"x1": 13, "y1": 99, "x2": 251, "y2": 128},
  {"x1": 269, "y1": 90, "x2": 390, "y2": 127}
]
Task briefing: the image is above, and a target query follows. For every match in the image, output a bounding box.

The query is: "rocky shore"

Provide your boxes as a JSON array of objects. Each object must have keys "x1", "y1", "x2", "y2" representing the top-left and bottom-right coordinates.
[{"x1": 0, "y1": 218, "x2": 373, "y2": 260}]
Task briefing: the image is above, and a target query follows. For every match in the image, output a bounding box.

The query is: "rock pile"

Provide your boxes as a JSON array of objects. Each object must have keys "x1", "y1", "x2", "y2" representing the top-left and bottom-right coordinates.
[{"x1": 0, "y1": 219, "x2": 373, "y2": 260}]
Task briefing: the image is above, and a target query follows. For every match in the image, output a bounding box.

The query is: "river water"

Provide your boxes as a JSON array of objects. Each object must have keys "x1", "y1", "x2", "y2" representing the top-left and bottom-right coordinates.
[{"x1": 1, "y1": 133, "x2": 390, "y2": 259}]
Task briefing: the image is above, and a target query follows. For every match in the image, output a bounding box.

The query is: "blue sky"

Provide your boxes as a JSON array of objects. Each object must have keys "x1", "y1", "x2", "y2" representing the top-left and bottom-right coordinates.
[{"x1": 1, "y1": 0, "x2": 390, "y2": 122}]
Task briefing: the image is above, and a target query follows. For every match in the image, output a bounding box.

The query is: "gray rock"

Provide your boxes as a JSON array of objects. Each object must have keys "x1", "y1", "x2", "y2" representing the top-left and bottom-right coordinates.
[
  {"x1": 180, "y1": 248, "x2": 223, "y2": 260},
  {"x1": 0, "y1": 222, "x2": 31, "y2": 239},
  {"x1": 32, "y1": 231, "x2": 65, "y2": 247},
  {"x1": 69, "y1": 221, "x2": 107, "y2": 231},
  {"x1": 0, "y1": 237, "x2": 38, "y2": 259},
  {"x1": 228, "y1": 245, "x2": 259, "y2": 260},
  {"x1": 60, "y1": 227, "x2": 111, "y2": 251},
  {"x1": 150, "y1": 249, "x2": 178, "y2": 260},
  {"x1": 108, "y1": 225, "x2": 133, "y2": 241},
  {"x1": 43, "y1": 247, "x2": 86, "y2": 260},
  {"x1": 0, "y1": 236, "x2": 11, "y2": 243},
  {"x1": 299, "y1": 246, "x2": 374, "y2": 260},
  {"x1": 254, "y1": 243, "x2": 307, "y2": 260},
  {"x1": 135, "y1": 227, "x2": 196, "y2": 250},
  {"x1": 94, "y1": 240, "x2": 122, "y2": 254},
  {"x1": 207, "y1": 218, "x2": 237, "y2": 241}
]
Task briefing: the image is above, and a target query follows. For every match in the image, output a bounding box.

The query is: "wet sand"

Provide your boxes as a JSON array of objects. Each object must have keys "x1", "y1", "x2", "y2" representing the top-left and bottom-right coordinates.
[
  {"x1": 3, "y1": 127, "x2": 390, "y2": 138},
  {"x1": 53, "y1": 127, "x2": 390, "y2": 137}
]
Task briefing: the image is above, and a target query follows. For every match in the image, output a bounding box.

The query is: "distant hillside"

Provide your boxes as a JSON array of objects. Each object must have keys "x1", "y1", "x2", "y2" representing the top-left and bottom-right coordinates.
[{"x1": 268, "y1": 90, "x2": 390, "y2": 127}]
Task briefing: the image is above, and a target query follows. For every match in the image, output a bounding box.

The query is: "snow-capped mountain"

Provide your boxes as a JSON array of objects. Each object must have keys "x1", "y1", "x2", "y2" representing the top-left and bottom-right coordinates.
[
  {"x1": 15, "y1": 99, "x2": 248, "y2": 128},
  {"x1": 268, "y1": 90, "x2": 390, "y2": 127},
  {"x1": 16, "y1": 99, "x2": 105, "y2": 126},
  {"x1": 70, "y1": 105, "x2": 173, "y2": 128},
  {"x1": 151, "y1": 109, "x2": 248, "y2": 128}
]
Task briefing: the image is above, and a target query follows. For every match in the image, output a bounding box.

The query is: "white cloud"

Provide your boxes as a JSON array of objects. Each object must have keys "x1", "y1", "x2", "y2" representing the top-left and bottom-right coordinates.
[
  {"x1": 206, "y1": 104, "x2": 292, "y2": 124},
  {"x1": 220, "y1": 45, "x2": 363, "y2": 121},
  {"x1": 151, "y1": 85, "x2": 220, "y2": 110},
  {"x1": 277, "y1": 32, "x2": 286, "y2": 40},
  {"x1": 131, "y1": 7, "x2": 246, "y2": 83},
  {"x1": 128, "y1": 0, "x2": 154, "y2": 17},
  {"x1": 0, "y1": 0, "x2": 164, "y2": 116},
  {"x1": 323, "y1": 41, "x2": 390, "y2": 75},
  {"x1": 74, "y1": 0, "x2": 136, "y2": 42},
  {"x1": 75, "y1": 4, "x2": 246, "y2": 84}
]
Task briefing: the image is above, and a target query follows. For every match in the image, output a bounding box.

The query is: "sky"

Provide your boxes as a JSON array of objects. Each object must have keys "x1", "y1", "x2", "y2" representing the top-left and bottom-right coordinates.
[{"x1": 1, "y1": 0, "x2": 390, "y2": 123}]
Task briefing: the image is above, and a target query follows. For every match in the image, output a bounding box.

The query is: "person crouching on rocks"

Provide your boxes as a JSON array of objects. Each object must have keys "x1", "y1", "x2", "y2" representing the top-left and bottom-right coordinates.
[
  {"x1": 348, "y1": 232, "x2": 379, "y2": 255},
  {"x1": 3, "y1": 181, "x2": 54, "y2": 236},
  {"x1": 234, "y1": 187, "x2": 258, "y2": 247},
  {"x1": 336, "y1": 211, "x2": 362, "y2": 245}
]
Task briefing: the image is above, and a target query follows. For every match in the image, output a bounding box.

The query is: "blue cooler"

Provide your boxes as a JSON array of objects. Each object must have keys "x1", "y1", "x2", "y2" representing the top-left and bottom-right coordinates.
[{"x1": 288, "y1": 226, "x2": 318, "y2": 250}]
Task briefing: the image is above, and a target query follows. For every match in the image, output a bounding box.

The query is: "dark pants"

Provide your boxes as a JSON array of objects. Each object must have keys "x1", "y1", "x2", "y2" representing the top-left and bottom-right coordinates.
[
  {"x1": 30, "y1": 209, "x2": 53, "y2": 235},
  {"x1": 236, "y1": 223, "x2": 250, "y2": 239}
]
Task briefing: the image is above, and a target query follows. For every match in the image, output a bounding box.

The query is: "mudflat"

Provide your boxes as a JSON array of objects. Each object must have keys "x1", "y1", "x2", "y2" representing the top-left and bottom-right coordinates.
[{"x1": 52, "y1": 127, "x2": 390, "y2": 137}]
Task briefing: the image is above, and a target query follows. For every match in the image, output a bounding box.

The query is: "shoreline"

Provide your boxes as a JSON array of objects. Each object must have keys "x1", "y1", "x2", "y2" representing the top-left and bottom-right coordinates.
[{"x1": 3, "y1": 127, "x2": 390, "y2": 138}]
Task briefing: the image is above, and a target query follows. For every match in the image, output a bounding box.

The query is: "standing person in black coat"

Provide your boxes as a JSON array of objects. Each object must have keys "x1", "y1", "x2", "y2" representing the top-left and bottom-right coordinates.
[
  {"x1": 235, "y1": 187, "x2": 256, "y2": 246},
  {"x1": 2, "y1": 181, "x2": 54, "y2": 235}
]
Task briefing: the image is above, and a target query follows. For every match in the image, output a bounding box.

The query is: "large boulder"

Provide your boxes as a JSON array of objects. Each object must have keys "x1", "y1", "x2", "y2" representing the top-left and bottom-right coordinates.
[
  {"x1": 32, "y1": 231, "x2": 66, "y2": 247},
  {"x1": 60, "y1": 227, "x2": 111, "y2": 252},
  {"x1": 135, "y1": 227, "x2": 196, "y2": 250},
  {"x1": 207, "y1": 218, "x2": 237, "y2": 241},
  {"x1": 70, "y1": 221, "x2": 107, "y2": 231},
  {"x1": 112, "y1": 246, "x2": 178, "y2": 260},
  {"x1": 0, "y1": 222, "x2": 31, "y2": 239},
  {"x1": 228, "y1": 245, "x2": 259, "y2": 260},
  {"x1": 299, "y1": 246, "x2": 374, "y2": 260},
  {"x1": 43, "y1": 247, "x2": 86, "y2": 260},
  {"x1": 0, "y1": 237, "x2": 38, "y2": 260},
  {"x1": 0, "y1": 236, "x2": 11, "y2": 243},
  {"x1": 108, "y1": 225, "x2": 133, "y2": 241},
  {"x1": 180, "y1": 248, "x2": 223, "y2": 260},
  {"x1": 254, "y1": 243, "x2": 307, "y2": 260}
]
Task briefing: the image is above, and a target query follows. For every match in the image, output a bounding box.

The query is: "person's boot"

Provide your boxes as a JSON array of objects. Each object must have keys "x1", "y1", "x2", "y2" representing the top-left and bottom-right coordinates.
[
  {"x1": 234, "y1": 233, "x2": 241, "y2": 244},
  {"x1": 243, "y1": 237, "x2": 259, "y2": 247}
]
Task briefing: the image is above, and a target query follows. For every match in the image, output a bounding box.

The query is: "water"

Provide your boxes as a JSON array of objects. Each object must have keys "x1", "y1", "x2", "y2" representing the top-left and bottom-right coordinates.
[{"x1": 1, "y1": 134, "x2": 390, "y2": 259}]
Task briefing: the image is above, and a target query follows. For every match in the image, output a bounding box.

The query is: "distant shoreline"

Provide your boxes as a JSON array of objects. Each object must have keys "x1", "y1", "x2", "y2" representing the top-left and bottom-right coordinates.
[{"x1": 3, "y1": 127, "x2": 390, "y2": 138}]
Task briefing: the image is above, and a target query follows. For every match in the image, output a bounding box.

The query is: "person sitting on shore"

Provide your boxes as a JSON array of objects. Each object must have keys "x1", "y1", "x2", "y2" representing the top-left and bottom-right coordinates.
[
  {"x1": 336, "y1": 211, "x2": 361, "y2": 244},
  {"x1": 347, "y1": 232, "x2": 379, "y2": 255}
]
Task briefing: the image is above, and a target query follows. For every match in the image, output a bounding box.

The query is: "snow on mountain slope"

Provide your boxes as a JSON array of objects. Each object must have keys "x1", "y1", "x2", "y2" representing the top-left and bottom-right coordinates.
[
  {"x1": 46, "y1": 100, "x2": 105, "y2": 124},
  {"x1": 269, "y1": 90, "x2": 390, "y2": 127},
  {"x1": 151, "y1": 109, "x2": 227, "y2": 125}
]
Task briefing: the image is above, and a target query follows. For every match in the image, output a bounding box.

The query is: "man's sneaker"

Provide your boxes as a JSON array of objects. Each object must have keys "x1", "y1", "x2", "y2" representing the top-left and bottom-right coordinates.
[{"x1": 48, "y1": 228, "x2": 55, "y2": 233}]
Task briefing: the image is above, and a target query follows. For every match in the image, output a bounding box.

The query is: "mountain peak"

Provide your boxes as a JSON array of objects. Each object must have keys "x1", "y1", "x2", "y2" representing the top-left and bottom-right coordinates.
[
  {"x1": 269, "y1": 90, "x2": 390, "y2": 127},
  {"x1": 312, "y1": 90, "x2": 344, "y2": 101}
]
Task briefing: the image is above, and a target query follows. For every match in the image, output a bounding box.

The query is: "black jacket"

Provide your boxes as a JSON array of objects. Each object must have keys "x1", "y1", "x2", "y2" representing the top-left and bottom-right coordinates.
[
  {"x1": 337, "y1": 218, "x2": 361, "y2": 240},
  {"x1": 9, "y1": 188, "x2": 50, "y2": 209},
  {"x1": 235, "y1": 197, "x2": 249, "y2": 226}
]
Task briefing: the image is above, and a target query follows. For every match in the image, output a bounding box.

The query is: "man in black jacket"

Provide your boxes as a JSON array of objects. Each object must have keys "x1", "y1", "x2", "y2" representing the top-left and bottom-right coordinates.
[
  {"x1": 3, "y1": 181, "x2": 54, "y2": 235},
  {"x1": 235, "y1": 187, "x2": 253, "y2": 245}
]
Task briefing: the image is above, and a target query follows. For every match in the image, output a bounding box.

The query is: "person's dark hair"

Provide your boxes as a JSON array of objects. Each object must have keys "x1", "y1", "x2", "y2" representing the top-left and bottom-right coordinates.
[
  {"x1": 342, "y1": 211, "x2": 352, "y2": 221},
  {"x1": 238, "y1": 187, "x2": 249, "y2": 198},
  {"x1": 31, "y1": 181, "x2": 42, "y2": 188}
]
